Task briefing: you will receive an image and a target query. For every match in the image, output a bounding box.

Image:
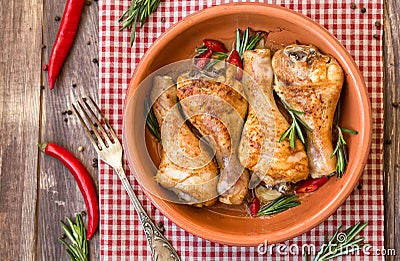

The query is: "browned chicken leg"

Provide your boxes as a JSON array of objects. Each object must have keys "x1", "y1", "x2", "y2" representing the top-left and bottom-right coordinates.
[
  {"x1": 272, "y1": 45, "x2": 344, "y2": 177},
  {"x1": 238, "y1": 49, "x2": 309, "y2": 186},
  {"x1": 176, "y1": 66, "x2": 250, "y2": 205},
  {"x1": 150, "y1": 75, "x2": 219, "y2": 207}
]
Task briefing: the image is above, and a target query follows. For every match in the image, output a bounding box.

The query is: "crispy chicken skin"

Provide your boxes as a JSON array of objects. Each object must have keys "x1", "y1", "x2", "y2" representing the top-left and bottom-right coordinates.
[
  {"x1": 150, "y1": 76, "x2": 219, "y2": 207},
  {"x1": 239, "y1": 49, "x2": 309, "y2": 185},
  {"x1": 176, "y1": 67, "x2": 250, "y2": 205},
  {"x1": 272, "y1": 45, "x2": 344, "y2": 177}
]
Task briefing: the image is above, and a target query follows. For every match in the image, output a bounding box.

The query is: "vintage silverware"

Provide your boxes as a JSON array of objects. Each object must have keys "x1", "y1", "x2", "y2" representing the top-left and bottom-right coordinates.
[{"x1": 72, "y1": 97, "x2": 180, "y2": 261}]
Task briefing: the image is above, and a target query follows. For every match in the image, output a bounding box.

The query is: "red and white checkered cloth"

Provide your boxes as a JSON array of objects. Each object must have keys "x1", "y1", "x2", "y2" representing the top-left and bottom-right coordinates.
[{"x1": 99, "y1": 1, "x2": 384, "y2": 260}]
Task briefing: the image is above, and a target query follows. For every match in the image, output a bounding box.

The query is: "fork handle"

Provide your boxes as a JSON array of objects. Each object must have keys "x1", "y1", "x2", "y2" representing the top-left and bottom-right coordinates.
[{"x1": 115, "y1": 166, "x2": 181, "y2": 261}]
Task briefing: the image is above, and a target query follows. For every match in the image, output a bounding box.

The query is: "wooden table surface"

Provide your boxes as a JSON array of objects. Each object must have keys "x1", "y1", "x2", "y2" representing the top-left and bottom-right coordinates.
[{"x1": 0, "y1": 0, "x2": 398, "y2": 260}]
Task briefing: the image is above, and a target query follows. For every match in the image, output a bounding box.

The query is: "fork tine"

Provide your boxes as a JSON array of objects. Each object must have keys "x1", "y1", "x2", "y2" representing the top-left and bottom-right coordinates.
[
  {"x1": 72, "y1": 103, "x2": 101, "y2": 153},
  {"x1": 88, "y1": 96, "x2": 120, "y2": 144},
  {"x1": 76, "y1": 100, "x2": 108, "y2": 150},
  {"x1": 82, "y1": 97, "x2": 113, "y2": 145}
]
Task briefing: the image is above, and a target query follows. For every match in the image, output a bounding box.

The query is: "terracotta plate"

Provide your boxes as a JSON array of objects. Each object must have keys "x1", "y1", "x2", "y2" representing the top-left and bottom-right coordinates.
[{"x1": 123, "y1": 3, "x2": 371, "y2": 246}]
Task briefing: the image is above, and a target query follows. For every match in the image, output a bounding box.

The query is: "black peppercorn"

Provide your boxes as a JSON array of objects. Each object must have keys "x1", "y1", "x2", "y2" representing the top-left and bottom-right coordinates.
[{"x1": 361, "y1": 7, "x2": 366, "y2": 13}]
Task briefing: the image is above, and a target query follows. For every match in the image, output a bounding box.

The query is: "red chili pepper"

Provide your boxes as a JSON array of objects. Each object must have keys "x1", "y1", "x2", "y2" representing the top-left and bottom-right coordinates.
[
  {"x1": 227, "y1": 50, "x2": 243, "y2": 80},
  {"x1": 249, "y1": 197, "x2": 260, "y2": 217},
  {"x1": 195, "y1": 49, "x2": 213, "y2": 69},
  {"x1": 38, "y1": 142, "x2": 99, "y2": 240},
  {"x1": 47, "y1": 0, "x2": 85, "y2": 90},
  {"x1": 203, "y1": 39, "x2": 228, "y2": 52},
  {"x1": 296, "y1": 176, "x2": 329, "y2": 194}
]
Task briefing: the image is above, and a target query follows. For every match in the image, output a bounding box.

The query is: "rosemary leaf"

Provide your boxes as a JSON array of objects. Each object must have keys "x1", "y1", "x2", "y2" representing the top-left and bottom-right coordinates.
[
  {"x1": 257, "y1": 194, "x2": 300, "y2": 216},
  {"x1": 341, "y1": 127, "x2": 358, "y2": 135},
  {"x1": 119, "y1": 0, "x2": 162, "y2": 46},
  {"x1": 312, "y1": 222, "x2": 368, "y2": 261},
  {"x1": 145, "y1": 99, "x2": 161, "y2": 143},
  {"x1": 279, "y1": 102, "x2": 312, "y2": 149},
  {"x1": 236, "y1": 28, "x2": 266, "y2": 57},
  {"x1": 235, "y1": 29, "x2": 241, "y2": 53},
  {"x1": 59, "y1": 214, "x2": 89, "y2": 261},
  {"x1": 331, "y1": 124, "x2": 357, "y2": 177}
]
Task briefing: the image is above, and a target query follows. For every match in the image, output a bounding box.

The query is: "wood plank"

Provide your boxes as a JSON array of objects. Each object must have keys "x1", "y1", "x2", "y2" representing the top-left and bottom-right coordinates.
[
  {"x1": 0, "y1": 0, "x2": 43, "y2": 260},
  {"x1": 383, "y1": 0, "x2": 400, "y2": 259},
  {"x1": 38, "y1": 0, "x2": 100, "y2": 260}
]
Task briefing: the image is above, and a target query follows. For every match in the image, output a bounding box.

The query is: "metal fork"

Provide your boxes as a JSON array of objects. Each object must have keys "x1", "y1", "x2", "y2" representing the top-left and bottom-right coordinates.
[{"x1": 72, "y1": 97, "x2": 180, "y2": 261}]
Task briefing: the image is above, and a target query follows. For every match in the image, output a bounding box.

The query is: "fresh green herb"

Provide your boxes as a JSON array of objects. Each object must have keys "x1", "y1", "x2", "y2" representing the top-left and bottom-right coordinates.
[
  {"x1": 196, "y1": 46, "x2": 208, "y2": 55},
  {"x1": 235, "y1": 28, "x2": 266, "y2": 57},
  {"x1": 204, "y1": 52, "x2": 229, "y2": 71},
  {"x1": 119, "y1": 0, "x2": 162, "y2": 46},
  {"x1": 257, "y1": 194, "x2": 300, "y2": 216},
  {"x1": 331, "y1": 100, "x2": 358, "y2": 177},
  {"x1": 279, "y1": 102, "x2": 312, "y2": 149},
  {"x1": 145, "y1": 99, "x2": 161, "y2": 143},
  {"x1": 196, "y1": 46, "x2": 228, "y2": 71},
  {"x1": 59, "y1": 214, "x2": 89, "y2": 261},
  {"x1": 306, "y1": 222, "x2": 368, "y2": 261}
]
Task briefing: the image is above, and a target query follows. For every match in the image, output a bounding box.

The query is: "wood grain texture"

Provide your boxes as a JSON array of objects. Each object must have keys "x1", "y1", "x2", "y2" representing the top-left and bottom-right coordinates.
[
  {"x1": 383, "y1": 1, "x2": 400, "y2": 259},
  {"x1": 0, "y1": 0, "x2": 43, "y2": 260},
  {"x1": 37, "y1": 0, "x2": 100, "y2": 260}
]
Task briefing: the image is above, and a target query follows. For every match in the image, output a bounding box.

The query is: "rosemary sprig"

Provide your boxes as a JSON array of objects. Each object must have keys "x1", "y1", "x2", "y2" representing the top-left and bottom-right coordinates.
[
  {"x1": 235, "y1": 28, "x2": 266, "y2": 57},
  {"x1": 59, "y1": 214, "x2": 89, "y2": 261},
  {"x1": 257, "y1": 194, "x2": 300, "y2": 216},
  {"x1": 204, "y1": 53, "x2": 228, "y2": 71},
  {"x1": 145, "y1": 99, "x2": 161, "y2": 143},
  {"x1": 331, "y1": 100, "x2": 358, "y2": 177},
  {"x1": 279, "y1": 102, "x2": 312, "y2": 149},
  {"x1": 119, "y1": 0, "x2": 162, "y2": 46},
  {"x1": 308, "y1": 222, "x2": 368, "y2": 261}
]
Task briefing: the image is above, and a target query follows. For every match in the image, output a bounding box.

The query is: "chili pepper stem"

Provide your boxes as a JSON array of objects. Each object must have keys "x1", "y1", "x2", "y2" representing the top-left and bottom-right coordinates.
[{"x1": 38, "y1": 142, "x2": 49, "y2": 152}]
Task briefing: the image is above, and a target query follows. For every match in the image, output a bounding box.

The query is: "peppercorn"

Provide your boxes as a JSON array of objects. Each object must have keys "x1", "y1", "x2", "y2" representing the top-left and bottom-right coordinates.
[
  {"x1": 67, "y1": 110, "x2": 73, "y2": 115},
  {"x1": 357, "y1": 184, "x2": 362, "y2": 190},
  {"x1": 72, "y1": 83, "x2": 77, "y2": 88},
  {"x1": 156, "y1": 222, "x2": 165, "y2": 233},
  {"x1": 375, "y1": 21, "x2": 381, "y2": 27},
  {"x1": 92, "y1": 58, "x2": 98, "y2": 64},
  {"x1": 161, "y1": 17, "x2": 166, "y2": 23},
  {"x1": 85, "y1": 1, "x2": 92, "y2": 6},
  {"x1": 361, "y1": 7, "x2": 366, "y2": 13},
  {"x1": 78, "y1": 146, "x2": 84, "y2": 152},
  {"x1": 55, "y1": 16, "x2": 61, "y2": 21},
  {"x1": 351, "y1": 3, "x2": 357, "y2": 9},
  {"x1": 64, "y1": 118, "x2": 68, "y2": 123},
  {"x1": 373, "y1": 34, "x2": 379, "y2": 39}
]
